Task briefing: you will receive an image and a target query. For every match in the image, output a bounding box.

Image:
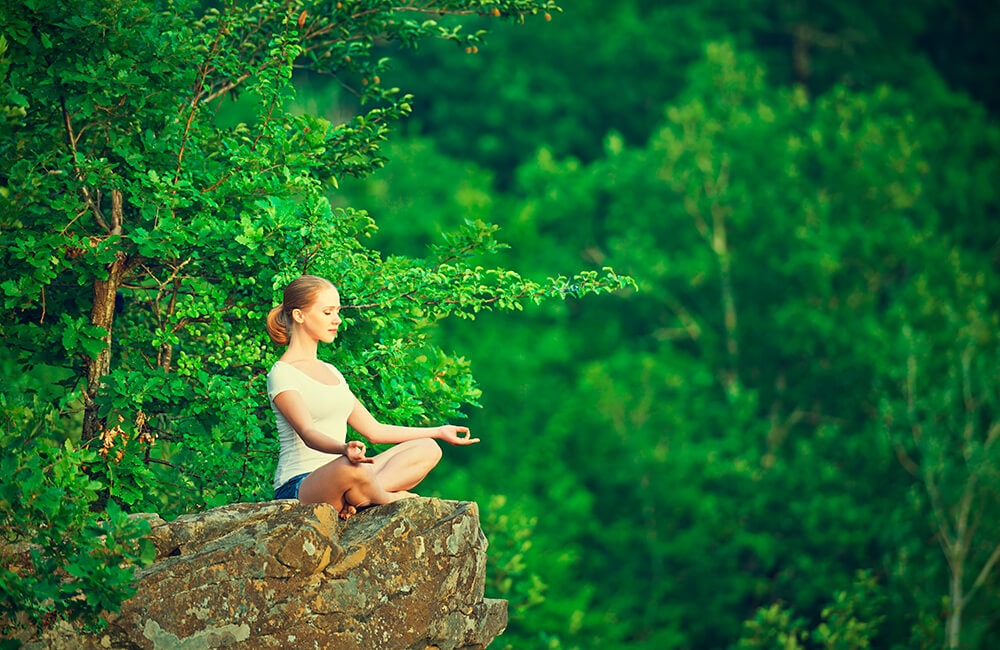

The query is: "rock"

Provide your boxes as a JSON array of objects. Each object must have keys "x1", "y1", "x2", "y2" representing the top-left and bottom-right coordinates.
[{"x1": 45, "y1": 498, "x2": 507, "y2": 649}]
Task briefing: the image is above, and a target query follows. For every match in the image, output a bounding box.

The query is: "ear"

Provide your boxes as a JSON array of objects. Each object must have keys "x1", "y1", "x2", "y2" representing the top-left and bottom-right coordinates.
[{"x1": 292, "y1": 308, "x2": 304, "y2": 324}]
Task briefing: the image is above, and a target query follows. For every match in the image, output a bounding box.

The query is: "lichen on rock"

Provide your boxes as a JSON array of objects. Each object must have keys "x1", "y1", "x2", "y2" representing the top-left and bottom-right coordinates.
[{"x1": 35, "y1": 498, "x2": 506, "y2": 649}]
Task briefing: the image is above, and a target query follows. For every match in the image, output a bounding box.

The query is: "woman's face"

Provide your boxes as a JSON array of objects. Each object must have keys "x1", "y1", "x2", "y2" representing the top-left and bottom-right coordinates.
[{"x1": 294, "y1": 286, "x2": 342, "y2": 344}]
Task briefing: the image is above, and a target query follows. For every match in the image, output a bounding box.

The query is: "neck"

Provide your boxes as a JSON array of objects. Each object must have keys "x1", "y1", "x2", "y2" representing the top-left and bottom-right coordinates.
[{"x1": 284, "y1": 334, "x2": 319, "y2": 360}]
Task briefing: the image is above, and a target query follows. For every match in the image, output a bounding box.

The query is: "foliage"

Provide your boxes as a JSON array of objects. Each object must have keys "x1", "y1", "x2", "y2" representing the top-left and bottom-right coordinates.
[
  {"x1": 2, "y1": 0, "x2": 999, "y2": 647},
  {"x1": 374, "y1": 0, "x2": 999, "y2": 181},
  {"x1": 737, "y1": 571, "x2": 887, "y2": 650},
  {"x1": 335, "y1": 31, "x2": 1000, "y2": 649},
  {"x1": 0, "y1": 0, "x2": 632, "y2": 635},
  {"x1": 0, "y1": 395, "x2": 154, "y2": 638},
  {"x1": 878, "y1": 246, "x2": 1000, "y2": 649}
]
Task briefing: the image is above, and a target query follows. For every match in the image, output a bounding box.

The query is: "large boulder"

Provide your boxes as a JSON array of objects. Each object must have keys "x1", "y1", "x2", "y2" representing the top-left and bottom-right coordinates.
[{"x1": 42, "y1": 498, "x2": 506, "y2": 649}]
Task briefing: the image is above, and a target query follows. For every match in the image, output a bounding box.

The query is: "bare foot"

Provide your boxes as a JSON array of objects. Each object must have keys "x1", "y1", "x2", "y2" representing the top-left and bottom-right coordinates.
[{"x1": 339, "y1": 492, "x2": 418, "y2": 520}]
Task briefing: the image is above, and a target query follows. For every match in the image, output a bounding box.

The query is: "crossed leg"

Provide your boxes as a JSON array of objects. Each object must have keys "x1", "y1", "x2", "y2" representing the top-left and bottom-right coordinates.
[
  {"x1": 297, "y1": 438, "x2": 442, "y2": 519},
  {"x1": 370, "y1": 437, "x2": 442, "y2": 492}
]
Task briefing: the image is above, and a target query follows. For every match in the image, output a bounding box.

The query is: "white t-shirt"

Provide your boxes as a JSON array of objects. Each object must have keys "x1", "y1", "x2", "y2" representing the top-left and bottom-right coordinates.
[{"x1": 268, "y1": 361, "x2": 357, "y2": 490}]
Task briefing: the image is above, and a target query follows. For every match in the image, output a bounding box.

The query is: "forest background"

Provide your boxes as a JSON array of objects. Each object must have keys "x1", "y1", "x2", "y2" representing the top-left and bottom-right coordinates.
[{"x1": 1, "y1": 1, "x2": 998, "y2": 649}]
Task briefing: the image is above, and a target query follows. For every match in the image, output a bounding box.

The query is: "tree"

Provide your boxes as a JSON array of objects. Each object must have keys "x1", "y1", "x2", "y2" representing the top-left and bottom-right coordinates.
[
  {"x1": 880, "y1": 250, "x2": 1000, "y2": 649},
  {"x1": 359, "y1": 0, "x2": 1000, "y2": 190},
  {"x1": 0, "y1": 0, "x2": 631, "y2": 634},
  {"x1": 339, "y1": 39, "x2": 1000, "y2": 648}
]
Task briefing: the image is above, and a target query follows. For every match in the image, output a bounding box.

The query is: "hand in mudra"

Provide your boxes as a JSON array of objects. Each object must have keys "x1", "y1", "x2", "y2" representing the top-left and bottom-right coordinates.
[
  {"x1": 345, "y1": 440, "x2": 374, "y2": 464},
  {"x1": 437, "y1": 425, "x2": 480, "y2": 446}
]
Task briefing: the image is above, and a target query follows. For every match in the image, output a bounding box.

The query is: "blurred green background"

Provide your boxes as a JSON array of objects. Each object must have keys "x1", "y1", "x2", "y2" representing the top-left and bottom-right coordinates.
[{"x1": 276, "y1": 1, "x2": 1000, "y2": 648}]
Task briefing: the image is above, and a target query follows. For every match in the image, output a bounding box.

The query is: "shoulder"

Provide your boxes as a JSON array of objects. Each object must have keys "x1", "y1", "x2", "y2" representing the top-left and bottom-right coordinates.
[
  {"x1": 268, "y1": 360, "x2": 293, "y2": 379},
  {"x1": 267, "y1": 361, "x2": 303, "y2": 398}
]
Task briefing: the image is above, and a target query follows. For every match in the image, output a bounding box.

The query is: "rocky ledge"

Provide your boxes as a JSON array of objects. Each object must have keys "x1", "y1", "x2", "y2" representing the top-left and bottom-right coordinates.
[{"x1": 35, "y1": 498, "x2": 506, "y2": 649}]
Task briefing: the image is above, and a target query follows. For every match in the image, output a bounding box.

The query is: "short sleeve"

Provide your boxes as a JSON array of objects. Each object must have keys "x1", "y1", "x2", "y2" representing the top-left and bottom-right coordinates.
[{"x1": 267, "y1": 363, "x2": 302, "y2": 401}]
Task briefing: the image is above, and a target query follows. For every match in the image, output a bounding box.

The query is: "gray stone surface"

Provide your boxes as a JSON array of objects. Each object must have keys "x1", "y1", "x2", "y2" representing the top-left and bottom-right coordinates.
[{"x1": 31, "y1": 498, "x2": 506, "y2": 649}]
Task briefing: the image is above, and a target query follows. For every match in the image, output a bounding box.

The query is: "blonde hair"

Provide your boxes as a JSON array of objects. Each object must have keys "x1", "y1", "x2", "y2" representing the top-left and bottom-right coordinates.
[{"x1": 266, "y1": 275, "x2": 335, "y2": 345}]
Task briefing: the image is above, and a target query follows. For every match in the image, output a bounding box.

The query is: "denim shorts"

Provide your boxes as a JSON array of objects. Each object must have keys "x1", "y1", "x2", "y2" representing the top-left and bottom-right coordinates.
[{"x1": 274, "y1": 472, "x2": 310, "y2": 500}]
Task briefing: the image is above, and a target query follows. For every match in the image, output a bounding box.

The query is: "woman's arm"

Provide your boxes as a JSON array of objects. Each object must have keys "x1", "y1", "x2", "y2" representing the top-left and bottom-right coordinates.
[
  {"x1": 272, "y1": 390, "x2": 372, "y2": 462},
  {"x1": 347, "y1": 398, "x2": 480, "y2": 446}
]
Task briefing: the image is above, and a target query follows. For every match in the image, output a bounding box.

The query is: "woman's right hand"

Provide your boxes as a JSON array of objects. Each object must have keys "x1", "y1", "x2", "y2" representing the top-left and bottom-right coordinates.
[
  {"x1": 345, "y1": 440, "x2": 374, "y2": 464},
  {"x1": 436, "y1": 425, "x2": 481, "y2": 446}
]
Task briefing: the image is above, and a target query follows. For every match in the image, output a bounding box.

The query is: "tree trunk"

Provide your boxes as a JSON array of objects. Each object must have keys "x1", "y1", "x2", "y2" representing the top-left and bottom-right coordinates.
[
  {"x1": 81, "y1": 191, "x2": 128, "y2": 442},
  {"x1": 791, "y1": 23, "x2": 812, "y2": 85},
  {"x1": 946, "y1": 566, "x2": 963, "y2": 650}
]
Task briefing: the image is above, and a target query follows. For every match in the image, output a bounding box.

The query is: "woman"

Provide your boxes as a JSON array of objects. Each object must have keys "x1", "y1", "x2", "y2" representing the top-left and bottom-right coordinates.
[{"x1": 265, "y1": 275, "x2": 479, "y2": 519}]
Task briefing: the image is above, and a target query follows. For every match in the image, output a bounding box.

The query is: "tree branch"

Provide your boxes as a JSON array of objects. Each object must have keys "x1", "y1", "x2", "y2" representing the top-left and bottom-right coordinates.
[
  {"x1": 144, "y1": 456, "x2": 204, "y2": 482},
  {"x1": 965, "y1": 542, "x2": 1000, "y2": 604},
  {"x1": 61, "y1": 97, "x2": 110, "y2": 232}
]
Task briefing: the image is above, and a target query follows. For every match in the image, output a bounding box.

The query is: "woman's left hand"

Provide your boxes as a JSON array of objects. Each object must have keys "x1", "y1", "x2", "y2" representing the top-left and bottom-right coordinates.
[
  {"x1": 436, "y1": 425, "x2": 480, "y2": 446},
  {"x1": 345, "y1": 439, "x2": 374, "y2": 464}
]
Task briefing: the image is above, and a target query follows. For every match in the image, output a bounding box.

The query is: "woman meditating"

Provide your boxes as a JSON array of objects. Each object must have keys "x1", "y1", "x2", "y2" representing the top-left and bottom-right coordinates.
[{"x1": 266, "y1": 275, "x2": 479, "y2": 519}]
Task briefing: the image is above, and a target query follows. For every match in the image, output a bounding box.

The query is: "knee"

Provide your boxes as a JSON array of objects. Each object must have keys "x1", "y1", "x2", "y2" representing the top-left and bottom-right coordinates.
[
  {"x1": 401, "y1": 437, "x2": 442, "y2": 470},
  {"x1": 419, "y1": 437, "x2": 442, "y2": 467}
]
